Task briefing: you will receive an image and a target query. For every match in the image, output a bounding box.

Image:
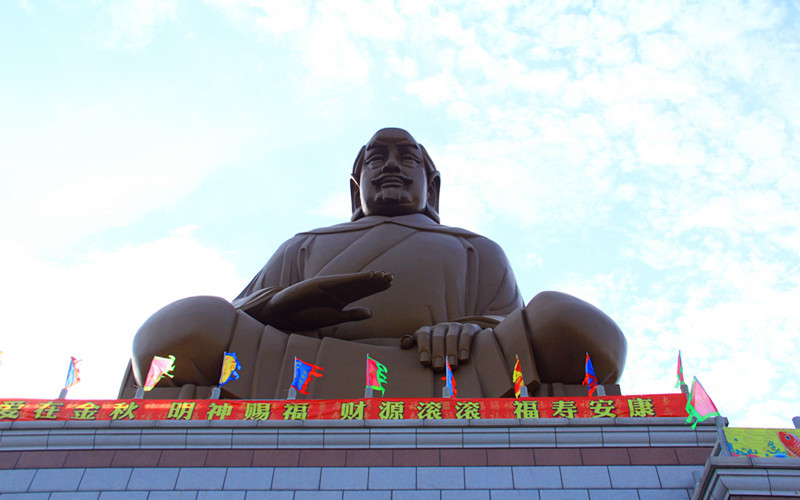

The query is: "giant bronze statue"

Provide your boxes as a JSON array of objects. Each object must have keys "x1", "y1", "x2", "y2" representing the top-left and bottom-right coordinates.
[{"x1": 119, "y1": 128, "x2": 627, "y2": 399}]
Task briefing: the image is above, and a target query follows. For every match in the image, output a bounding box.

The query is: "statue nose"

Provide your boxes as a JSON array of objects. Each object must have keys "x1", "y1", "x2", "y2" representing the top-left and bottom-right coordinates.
[{"x1": 382, "y1": 157, "x2": 401, "y2": 171}]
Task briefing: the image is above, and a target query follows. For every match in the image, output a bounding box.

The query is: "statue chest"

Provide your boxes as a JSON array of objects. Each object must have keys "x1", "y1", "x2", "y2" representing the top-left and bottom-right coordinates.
[{"x1": 304, "y1": 228, "x2": 476, "y2": 340}]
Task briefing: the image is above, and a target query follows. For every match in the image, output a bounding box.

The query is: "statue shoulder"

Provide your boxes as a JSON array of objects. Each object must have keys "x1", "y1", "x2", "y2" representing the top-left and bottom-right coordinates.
[
  {"x1": 419, "y1": 223, "x2": 513, "y2": 267},
  {"x1": 427, "y1": 223, "x2": 506, "y2": 253},
  {"x1": 297, "y1": 219, "x2": 382, "y2": 236},
  {"x1": 287, "y1": 215, "x2": 508, "y2": 263},
  {"x1": 468, "y1": 233, "x2": 514, "y2": 265}
]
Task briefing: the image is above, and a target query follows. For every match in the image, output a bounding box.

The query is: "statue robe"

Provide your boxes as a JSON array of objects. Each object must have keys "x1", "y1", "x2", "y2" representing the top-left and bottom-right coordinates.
[{"x1": 223, "y1": 213, "x2": 536, "y2": 399}]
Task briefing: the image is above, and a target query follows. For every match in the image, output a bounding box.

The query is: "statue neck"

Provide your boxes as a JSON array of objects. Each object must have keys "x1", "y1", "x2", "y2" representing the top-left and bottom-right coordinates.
[{"x1": 360, "y1": 213, "x2": 437, "y2": 225}]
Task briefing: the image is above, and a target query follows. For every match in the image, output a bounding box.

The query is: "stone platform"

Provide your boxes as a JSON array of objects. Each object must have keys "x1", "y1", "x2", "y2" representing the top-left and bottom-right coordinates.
[{"x1": 0, "y1": 416, "x2": 718, "y2": 499}]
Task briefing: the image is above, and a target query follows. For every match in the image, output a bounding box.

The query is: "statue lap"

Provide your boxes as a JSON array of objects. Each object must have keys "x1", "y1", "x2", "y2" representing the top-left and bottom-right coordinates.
[{"x1": 120, "y1": 292, "x2": 626, "y2": 399}]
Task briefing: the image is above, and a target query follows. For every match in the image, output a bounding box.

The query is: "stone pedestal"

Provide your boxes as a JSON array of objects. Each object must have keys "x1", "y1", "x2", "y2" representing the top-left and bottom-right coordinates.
[{"x1": 0, "y1": 416, "x2": 720, "y2": 498}]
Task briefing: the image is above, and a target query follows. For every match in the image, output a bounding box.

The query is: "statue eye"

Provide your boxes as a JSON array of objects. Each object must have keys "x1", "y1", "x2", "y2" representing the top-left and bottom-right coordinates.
[
  {"x1": 366, "y1": 155, "x2": 383, "y2": 166},
  {"x1": 402, "y1": 155, "x2": 420, "y2": 165}
]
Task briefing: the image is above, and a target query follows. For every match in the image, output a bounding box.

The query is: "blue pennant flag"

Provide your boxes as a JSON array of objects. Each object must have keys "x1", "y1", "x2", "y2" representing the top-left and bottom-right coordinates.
[
  {"x1": 63, "y1": 357, "x2": 81, "y2": 390},
  {"x1": 291, "y1": 357, "x2": 324, "y2": 395},
  {"x1": 442, "y1": 358, "x2": 457, "y2": 398},
  {"x1": 582, "y1": 352, "x2": 599, "y2": 396}
]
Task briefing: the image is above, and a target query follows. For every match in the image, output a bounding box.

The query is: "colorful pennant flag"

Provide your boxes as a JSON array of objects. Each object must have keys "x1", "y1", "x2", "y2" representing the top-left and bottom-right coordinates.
[
  {"x1": 686, "y1": 377, "x2": 720, "y2": 429},
  {"x1": 676, "y1": 350, "x2": 685, "y2": 388},
  {"x1": 442, "y1": 358, "x2": 457, "y2": 398},
  {"x1": 63, "y1": 356, "x2": 81, "y2": 390},
  {"x1": 512, "y1": 355, "x2": 524, "y2": 398},
  {"x1": 143, "y1": 355, "x2": 176, "y2": 391},
  {"x1": 291, "y1": 357, "x2": 324, "y2": 394},
  {"x1": 582, "y1": 352, "x2": 599, "y2": 397},
  {"x1": 366, "y1": 354, "x2": 388, "y2": 395},
  {"x1": 219, "y1": 351, "x2": 242, "y2": 386}
]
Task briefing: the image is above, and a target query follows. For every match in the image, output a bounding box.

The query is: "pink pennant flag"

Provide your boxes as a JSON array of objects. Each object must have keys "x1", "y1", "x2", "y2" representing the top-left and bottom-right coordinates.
[
  {"x1": 685, "y1": 377, "x2": 719, "y2": 428},
  {"x1": 143, "y1": 355, "x2": 176, "y2": 391}
]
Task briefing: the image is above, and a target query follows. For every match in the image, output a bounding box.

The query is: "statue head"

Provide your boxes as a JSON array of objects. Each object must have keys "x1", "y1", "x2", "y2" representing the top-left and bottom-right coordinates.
[{"x1": 350, "y1": 128, "x2": 441, "y2": 222}]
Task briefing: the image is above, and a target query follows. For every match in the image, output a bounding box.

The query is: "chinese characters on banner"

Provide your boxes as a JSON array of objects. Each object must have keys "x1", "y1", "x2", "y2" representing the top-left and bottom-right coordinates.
[{"x1": 0, "y1": 394, "x2": 687, "y2": 422}]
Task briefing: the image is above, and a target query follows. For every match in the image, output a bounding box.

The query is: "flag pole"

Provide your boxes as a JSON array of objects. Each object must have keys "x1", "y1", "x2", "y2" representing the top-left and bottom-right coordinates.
[
  {"x1": 57, "y1": 388, "x2": 68, "y2": 399},
  {"x1": 134, "y1": 387, "x2": 144, "y2": 399},
  {"x1": 287, "y1": 386, "x2": 297, "y2": 400},
  {"x1": 365, "y1": 353, "x2": 372, "y2": 398},
  {"x1": 715, "y1": 415, "x2": 731, "y2": 456},
  {"x1": 210, "y1": 386, "x2": 221, "y2": 399},
  {"x1": 677, "y1": 351, "x2": 689, "y2": 397}
]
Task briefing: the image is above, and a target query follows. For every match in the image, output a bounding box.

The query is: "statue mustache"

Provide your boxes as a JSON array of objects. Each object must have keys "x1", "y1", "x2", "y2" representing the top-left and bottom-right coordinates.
[{"x1": 371, "y1": 173, "x2": 413, "y2": 186}]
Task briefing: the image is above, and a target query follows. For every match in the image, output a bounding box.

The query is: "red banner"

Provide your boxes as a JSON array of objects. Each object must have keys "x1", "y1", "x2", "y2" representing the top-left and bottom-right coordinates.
[{"x1": 0, "y1": 394, "x2": 687, "y2": 422}]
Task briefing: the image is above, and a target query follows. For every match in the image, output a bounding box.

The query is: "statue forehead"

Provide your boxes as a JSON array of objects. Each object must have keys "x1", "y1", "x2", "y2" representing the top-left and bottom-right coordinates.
[{"x1": 367, "y1": 128, "x2": 419, "y2": 147}]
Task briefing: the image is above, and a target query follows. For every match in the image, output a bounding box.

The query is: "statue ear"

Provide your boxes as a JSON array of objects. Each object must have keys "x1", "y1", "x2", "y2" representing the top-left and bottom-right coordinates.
[
  {"x1": 350, "y1": 146, "x2": 366, "y2": 220},
  {"x1": 419, "y1": 143, "x2": 441, "y2": 223},
  {"x1": 427, "y1": 170, "x2": 441, "y2": 218}
]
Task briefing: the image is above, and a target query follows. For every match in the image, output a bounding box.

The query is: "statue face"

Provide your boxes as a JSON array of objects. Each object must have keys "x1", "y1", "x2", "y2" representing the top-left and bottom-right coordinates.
[{"x1": 359, "y1": 128, "x2": 429, "y2": 217}]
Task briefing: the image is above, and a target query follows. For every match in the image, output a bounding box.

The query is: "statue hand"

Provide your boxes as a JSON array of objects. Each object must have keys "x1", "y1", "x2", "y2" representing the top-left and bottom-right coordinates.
[
  {"x1": 265, "y1": 271, "x2": 393, "y2": 331},
  {"x1": 403, "y1": 322, "x2": 484, "y2": 372}
]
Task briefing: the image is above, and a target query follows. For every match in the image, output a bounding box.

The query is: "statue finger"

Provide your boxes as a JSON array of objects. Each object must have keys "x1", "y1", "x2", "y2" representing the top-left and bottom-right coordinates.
[
  {"x1": 367, "y1": 271, "x2": 394, "y2": 294},
  {"x1": 457, "y1": 324, "x2": 482, "y2": 363},
  {"x1": 414, "y1": 327, "x2": 432, "y2": 366},
  {"x1": 362, "y1": 270, "x2": 394, "y2": 292},
  {"x1": 430, "y1": 324, "x2": 447, "y2": 372},
  {"x1": 445, "y1": 323, "x2": 460, "y2": 369},
  {"x1": 341, "y1": 306, "x2": 372, "y2": 323}
]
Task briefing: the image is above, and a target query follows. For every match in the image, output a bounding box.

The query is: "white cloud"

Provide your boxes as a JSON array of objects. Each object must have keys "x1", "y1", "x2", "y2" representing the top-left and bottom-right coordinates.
[
  {"x1": 638, "y1": 33, "x2": 691, "y2": 70},
  {"x1": 102, "y1": 0, "x2": 178, "y2": 49},
  {"x1": 0, "y1": 228, "x2": 244, "y2": 399},
  {"x1": 208, "y1": 0, "x2": 408, "y2": 86},
  {"x1": 206, "y1": 0, "x2": 288, "y2": 30},
  {"x1": 0, "y1": 97, "x2": 255, "y2": 251},
  {"x1": 610, "y1": 0, "x2": 675, "y2": 34},
  {"x1": 18, "y1": 0, "x2": 33, "y2": 13},
  {"x1": 387, "y1": 54, "x2": 419, "y2": 79},
  {"x1": 302, "y1": 17, "x2": 371, "y2": 85},
  {"x1": 405, "y1": 72, "x2": 465, "y2": 106},
  {"x1": 310, "y1": 192, "x2": 352, "y2": 220}
]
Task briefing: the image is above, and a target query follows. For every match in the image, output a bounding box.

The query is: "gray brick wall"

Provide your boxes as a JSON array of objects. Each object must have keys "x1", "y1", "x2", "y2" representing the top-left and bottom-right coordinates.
[
  {"x1": 0, "y1": 465, "x2": 702, "y2": 498},
  {"x1": 0, "y1": 416, "x2": 724, "y2": 499}
]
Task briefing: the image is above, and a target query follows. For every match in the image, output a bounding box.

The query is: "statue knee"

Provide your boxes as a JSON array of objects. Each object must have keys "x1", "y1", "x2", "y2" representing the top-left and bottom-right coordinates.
[
  {"x1": 132, "y1": 296, "x2": 237, "y2": 387},
  {"x1": 525, "y1": 291, "x2": 627, "y2": 384}
]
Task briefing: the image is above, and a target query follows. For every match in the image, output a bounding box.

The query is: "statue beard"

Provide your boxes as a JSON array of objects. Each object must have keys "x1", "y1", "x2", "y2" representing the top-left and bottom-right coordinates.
[
  {"x1": 370, "y1": 174, "x2": 415, "y2": 205},
  {"x1": 374, "y1": 187, "x2": 412, "y2": 204}
]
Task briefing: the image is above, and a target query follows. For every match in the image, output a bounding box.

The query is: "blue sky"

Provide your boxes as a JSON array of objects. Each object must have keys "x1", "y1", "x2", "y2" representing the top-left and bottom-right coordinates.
[{"x1": 1, "y1": 0, "x2": 798, "y2": 427}]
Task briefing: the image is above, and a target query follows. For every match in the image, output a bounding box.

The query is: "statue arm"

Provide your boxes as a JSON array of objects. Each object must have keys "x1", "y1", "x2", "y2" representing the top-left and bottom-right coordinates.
[
  {"x1": 232, "y1": 286, "x2": 280, "y2": 313},
  {"x1": 471, "y1": 236, "x2": 525, "y2": 316},
  {"x1": 236, "y1": 271, "x2": 394, "y2": 331},
  {"x1": 232, "y1": 235, "x2": 395, "y2": 331}
]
